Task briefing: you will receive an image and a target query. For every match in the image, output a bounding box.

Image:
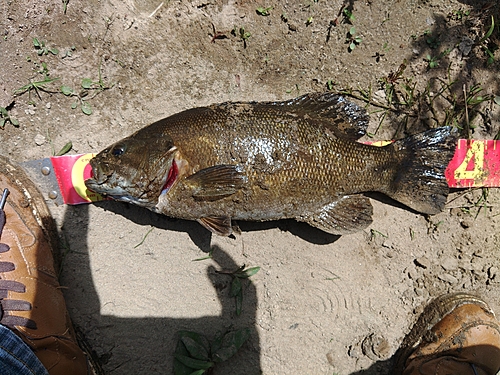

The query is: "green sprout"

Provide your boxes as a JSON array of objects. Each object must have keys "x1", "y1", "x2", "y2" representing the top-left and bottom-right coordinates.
[
  {"x1": 174, "y1": 328, "x2": 251, "y2": 375},
  {"x1": 60, "y1": 63, "x2": 113, "y2": 115},
  {"x1": 232, "y1": 26, "x2": 251, "y2": 48},
  {"x1": 0, "y1": 106, "x2": 19, "y2": 128},
  {"x1": 479, "y1": 16, "x2": 497, "y2": 65},
  {"x1": 424, "y1": 48, "x2": 451, "y2": 69},
  {"x1": 33, "y1": 38, "x2": 59, "y2": 56},
  {"x1": 425, "y1": 54, "x2": 439, "y2": 69},
  {"x1": 343, "y1": 8, "x2": 355, "y2": 23},
  {"x1": 423, "y1": 30, "x2": 440, "y2": 49},
  {"x1": 256, "y1": 6, "x2": 272, "y2": 16},
  {"x1": 346, "y1": 26, "x2": 362, "y2": 52},
  {"x1": 62, "y1": 46, "x2": 76, "y2": 59},
  {"x1": 216, "y1": 265, "x2": 260, "y2": 316},
  {"x1": 62, "y1": 0, "x2": 69, "y2": 14},
  {"x1": 14, "y1": 77, "x2": 59, "y2": 100},
  {"x1": 448, "y1": 8, "x2": 470, "y2": 21}
]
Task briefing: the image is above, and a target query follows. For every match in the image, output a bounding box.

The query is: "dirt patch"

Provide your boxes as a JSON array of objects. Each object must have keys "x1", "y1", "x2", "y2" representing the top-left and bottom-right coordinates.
[{"x1": 1, "y1": 0, "x2": 500, "y2": 374}]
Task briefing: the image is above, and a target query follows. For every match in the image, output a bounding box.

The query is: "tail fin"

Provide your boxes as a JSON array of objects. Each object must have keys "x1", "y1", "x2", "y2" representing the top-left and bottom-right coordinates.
[{"x1": 385, "y1": 127, "x2": 458, "y2": 214}]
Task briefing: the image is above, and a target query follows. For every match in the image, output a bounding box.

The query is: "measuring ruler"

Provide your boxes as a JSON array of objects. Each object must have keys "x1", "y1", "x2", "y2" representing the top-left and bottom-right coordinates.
[{"x1": 21, "y1": 139, "x2": 499, "y2": 205}]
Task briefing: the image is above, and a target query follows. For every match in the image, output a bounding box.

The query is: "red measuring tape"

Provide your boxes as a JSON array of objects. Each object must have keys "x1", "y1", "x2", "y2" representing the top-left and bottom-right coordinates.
[{"x1": 50, "y1": 140, "x2": 498, "y2": 205}]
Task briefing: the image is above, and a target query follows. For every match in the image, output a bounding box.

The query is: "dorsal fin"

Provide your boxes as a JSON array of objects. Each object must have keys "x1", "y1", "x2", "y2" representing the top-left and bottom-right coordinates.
[{"x1": 272, "y1": 93, "x2": 369, "y2": 141}]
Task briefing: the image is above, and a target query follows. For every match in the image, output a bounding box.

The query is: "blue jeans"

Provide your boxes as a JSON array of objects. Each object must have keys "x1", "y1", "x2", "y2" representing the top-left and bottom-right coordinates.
[{"x1": 0, "y1": 324, "x2": 49, "y2": 375}]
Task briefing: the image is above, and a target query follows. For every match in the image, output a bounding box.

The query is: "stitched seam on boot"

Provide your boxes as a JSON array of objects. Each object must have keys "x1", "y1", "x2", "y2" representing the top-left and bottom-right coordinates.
[{"x1": 4, "y1": 228, "x2": 33, "y2": 276}]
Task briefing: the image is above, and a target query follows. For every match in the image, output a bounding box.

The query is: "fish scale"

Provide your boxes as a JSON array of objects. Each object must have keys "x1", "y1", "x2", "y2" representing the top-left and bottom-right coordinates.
[{"x1": 85, "y1": 93, "x2": 457, "y2": 236}]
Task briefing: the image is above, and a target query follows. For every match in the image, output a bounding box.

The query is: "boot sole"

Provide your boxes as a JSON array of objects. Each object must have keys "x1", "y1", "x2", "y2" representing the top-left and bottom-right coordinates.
[{"x1": 392, "y1": 292, "x2": 495, "y2": 374}]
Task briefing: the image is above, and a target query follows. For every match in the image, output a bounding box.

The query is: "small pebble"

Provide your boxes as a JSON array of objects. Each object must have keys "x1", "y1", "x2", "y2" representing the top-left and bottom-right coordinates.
[
  {"x1": 407, "y1": 268, "x2": 419, "y2": 280},
  {"x1": 488, "y1": 266, "x2": 498, "y2": 280},
  {"x1": 414, "y1": 256, "x2": 431, "y2": 269},
  {"x1": 460, "y1": 218, "x2": 473, "y2": 229},
  {"x1": 441, "y1": 257, "x2": 458, "y2": 271},
  {"x1": 438, "y1": 273, "x2": 458, "y2": 285},
  {"x1": 34, "y1": 134, "x2": 46, "y2": 146}
]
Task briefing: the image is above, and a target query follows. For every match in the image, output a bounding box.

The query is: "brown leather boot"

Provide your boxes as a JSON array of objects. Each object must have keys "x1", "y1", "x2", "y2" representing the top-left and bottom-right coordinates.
[
  {"x1": 393, "y1": 292, "x2": 500, "y2": 375},
  {"x1": 0, "y1": 156, "x2": 100, "y2": 375}
]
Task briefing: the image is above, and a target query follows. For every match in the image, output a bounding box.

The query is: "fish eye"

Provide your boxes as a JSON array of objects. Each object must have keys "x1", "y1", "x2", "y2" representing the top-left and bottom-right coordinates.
[{"x1": 111, "y1": 144, "x2": 126, "y2": 156}]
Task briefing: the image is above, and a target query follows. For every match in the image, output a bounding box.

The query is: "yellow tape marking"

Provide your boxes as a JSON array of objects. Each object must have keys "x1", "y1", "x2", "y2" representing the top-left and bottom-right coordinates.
[
  {"x1": 71, "y1": 154, "x2": 103, "y2": 202},
  {"x1": 454, "y1": 141, "x2": 485, "y2": 182}
]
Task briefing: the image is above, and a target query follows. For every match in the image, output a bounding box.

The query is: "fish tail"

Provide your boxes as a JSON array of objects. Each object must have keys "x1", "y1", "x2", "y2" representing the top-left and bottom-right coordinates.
[{"x1": 384, "y1": 126, "x2": 458, "y2": 214}]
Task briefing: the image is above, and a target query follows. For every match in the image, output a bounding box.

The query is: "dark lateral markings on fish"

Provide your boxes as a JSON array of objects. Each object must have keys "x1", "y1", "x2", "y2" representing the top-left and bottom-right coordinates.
[{"x1": 85, "y1": 92, "x2": 458, "y2": 237}]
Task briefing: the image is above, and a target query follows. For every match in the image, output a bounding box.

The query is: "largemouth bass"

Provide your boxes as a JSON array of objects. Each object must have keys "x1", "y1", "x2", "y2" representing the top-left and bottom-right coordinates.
[{"x1": 85, "y1": 93, "x2": 457, "y2": 236}]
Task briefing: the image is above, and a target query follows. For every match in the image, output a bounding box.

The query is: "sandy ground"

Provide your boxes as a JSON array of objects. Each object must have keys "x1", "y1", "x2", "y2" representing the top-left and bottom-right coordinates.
[{"x1": 1, "y1": 0, "x2": 500, "y2": 374}]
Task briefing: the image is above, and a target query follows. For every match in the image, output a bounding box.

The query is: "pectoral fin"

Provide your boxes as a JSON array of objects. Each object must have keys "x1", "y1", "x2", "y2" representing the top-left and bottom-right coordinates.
[
  {"x1": 185, "y1": 165, "x2": 245, "y2": 200},
  {"x1": 303, "y1": 195, "x2": 373, "y2": 235},
  {"x1": 198, "y1": 216, "x2": 233, "y2": 236}
]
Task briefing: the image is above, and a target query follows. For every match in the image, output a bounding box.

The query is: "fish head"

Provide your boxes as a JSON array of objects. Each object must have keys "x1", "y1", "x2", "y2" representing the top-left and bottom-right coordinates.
[{"x1": 85, "y1": 132, "x2": 179, "y2": 208}]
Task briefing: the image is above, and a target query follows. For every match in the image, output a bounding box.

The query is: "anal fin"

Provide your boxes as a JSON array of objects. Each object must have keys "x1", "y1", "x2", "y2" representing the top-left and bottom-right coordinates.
[
  {"x1": 198, "y1": 216, "x2": 233, "y2": 236},
  {"x1": 302, "y1": 195, "x2": 373, "y2": 235}
]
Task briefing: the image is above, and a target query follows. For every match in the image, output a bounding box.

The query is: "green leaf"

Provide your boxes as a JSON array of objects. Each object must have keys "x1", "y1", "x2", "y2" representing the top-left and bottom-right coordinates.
[
  {"x1": 56, "y1": 141, "x2": 72, "y2": 156},
  {"x1": 230, "y1": 277, "x2": 242, "y2": 297},
  {"x1": 180, "y1": 336, "x2": 210, "y2": 361},
  {"x1": 494, "y1": 96, "x2": 500, "y2": 106},
  {"x1": 174, "y1": 354, "x2": 213, "y2": 370},
  {"x1": 0, "y1": 119, "x2": 5, "y2": 128},
  {"x1": 50, "y1": 48, "x2": 59, "y2": 55},
  {"x1": 235, "y1": 289, "x2": 243, "y2": 315},
  {"x1": 10, "y1": 118, "x2": 19, "y2": 127},
  {"x1": 33, "y1": 38, "x2": 41, "y2": 47},
  {"x1": 71, "y1": 102, "x2": 78, "y2": 109},
  {"x1": 235, "y1": 266, "x2": 260, "y2": 278},
  {"x1": 210, "y1": 332, "x2": 223, "y2": 355},
  {"x1": 188, "y1": 370, "x2": 206, "y2": 375},
  {"x1": 343, "y1": 8, "x2": 355, "y2": 22},
  {"x1": 81, "y1": 78, "x2": 93, "y2": 89},
  {"x1": 256, "y1": 6, "x2": 272, "y2": 16},
  {"x1": 174, "y1": 334, "x2": 192, "y2": 375},
  {"x1": 81, "y1": 101, "x2": 92, "y2": 115},
  {"x1": 349, "y1": 26, "x2": 356, "y2": 35},
  {"x1": 480, "y1": 15, "x2": 495, "y2": 43},
  {"x1": 61, "y1": 85, "x2": 74, "y2": 96},
  {"x1": 349, "y1": 42, "x2": 356, "y2": 51},
  {"x1": 212, "y1": 328, "x2": 251, "y2": 363},
  {"x1": 37, "y1": 49, "x2": 44, "y2": 56}
]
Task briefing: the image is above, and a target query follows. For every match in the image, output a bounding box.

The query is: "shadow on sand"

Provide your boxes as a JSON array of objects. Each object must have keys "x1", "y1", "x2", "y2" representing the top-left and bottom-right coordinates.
[{"x1": 60, "y1": 203, "x2": 261, "y2": 374}]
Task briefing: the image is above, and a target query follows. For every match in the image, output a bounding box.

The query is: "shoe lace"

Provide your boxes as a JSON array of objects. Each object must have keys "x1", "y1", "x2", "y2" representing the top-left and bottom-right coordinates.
[{"x1": 0, "y1": 188, "x2": 36, "y2": 329}]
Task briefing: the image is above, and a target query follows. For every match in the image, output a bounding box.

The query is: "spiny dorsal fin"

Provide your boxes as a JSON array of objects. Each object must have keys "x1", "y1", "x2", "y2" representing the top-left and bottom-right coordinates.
[
  {"x1": 185, "y1": 164, "x2": 246, "y2": 200},
  {"x1": 274, "y1": 93, "x2": 369, "y2": 141}
]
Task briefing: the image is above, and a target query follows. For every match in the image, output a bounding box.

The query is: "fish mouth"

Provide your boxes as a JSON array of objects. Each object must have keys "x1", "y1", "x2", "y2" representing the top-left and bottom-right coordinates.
[
  {"x1": 84, "y1": 178, "x2": 131, "y2": 199},
  {"x1": 84, "y1": 163, "x2": 145, "y2": 204},
  {"x1": 84, "y1": 159, "x2": 180, "y2": 205}
]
